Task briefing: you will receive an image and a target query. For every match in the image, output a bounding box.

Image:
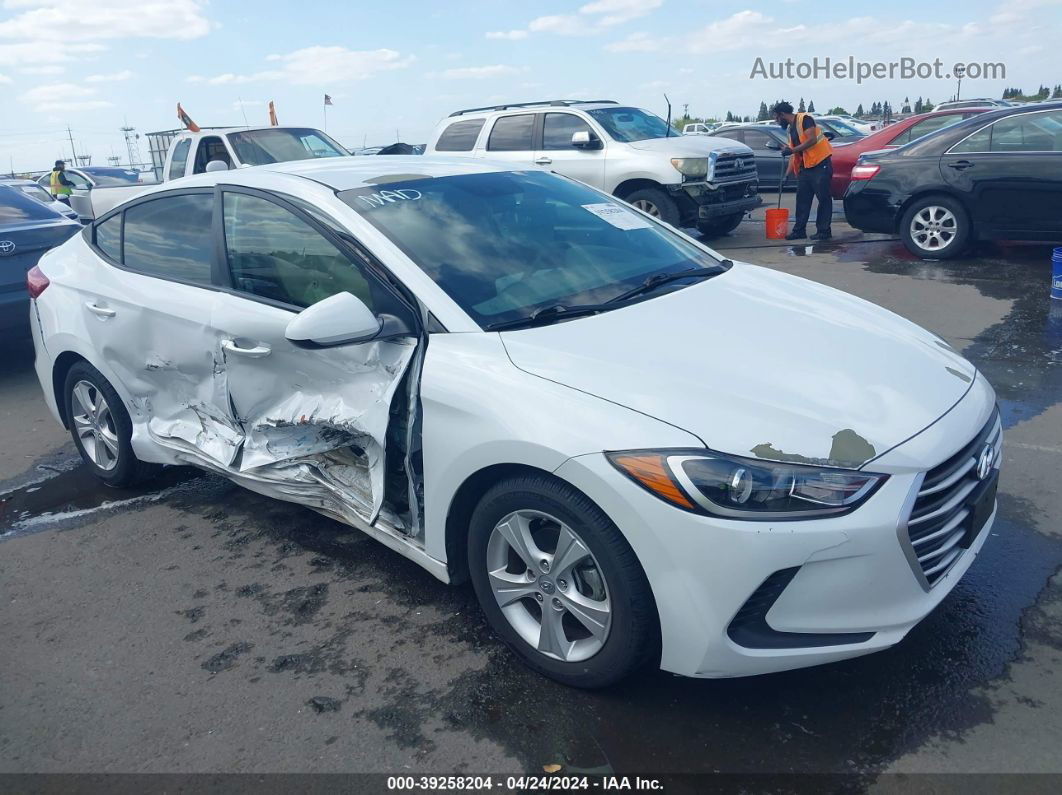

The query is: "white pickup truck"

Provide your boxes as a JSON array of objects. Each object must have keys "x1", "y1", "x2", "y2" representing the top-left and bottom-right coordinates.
[{"x1": 72, "y1": 126, "x2": 350, "y2": 222}]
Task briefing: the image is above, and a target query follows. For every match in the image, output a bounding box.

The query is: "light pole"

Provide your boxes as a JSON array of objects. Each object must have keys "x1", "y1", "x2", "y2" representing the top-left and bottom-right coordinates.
[{"x1": 954, "y1": 64, "x2": 965, "y2": 101}]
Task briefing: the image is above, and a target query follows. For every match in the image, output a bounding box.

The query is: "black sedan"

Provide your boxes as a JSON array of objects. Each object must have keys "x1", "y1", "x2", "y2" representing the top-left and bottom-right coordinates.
[
  {"x1": 712, "y1": 123, "x2": 854, "y2": 189},
  {"x1": 844, "y1": 102, "x2": 1062, "y2": 258},
  {"x1": 0, "y1": 185, "x2": 81, "y2": 336}
]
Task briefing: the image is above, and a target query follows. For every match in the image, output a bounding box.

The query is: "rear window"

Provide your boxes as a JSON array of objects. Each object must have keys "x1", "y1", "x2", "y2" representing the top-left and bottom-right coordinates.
[
  {"x1": 487, "y1": 114, "x2": 534, "y2": 151},
  {"x1": 81, "y1": 168, "x2": 140, "y2": 186},
  {"x1": 0, "y1": 185, "x2": 62, "y2": 223},
  {"x1": 435, "y1": 119, "x2": 485, "y2": 151}
]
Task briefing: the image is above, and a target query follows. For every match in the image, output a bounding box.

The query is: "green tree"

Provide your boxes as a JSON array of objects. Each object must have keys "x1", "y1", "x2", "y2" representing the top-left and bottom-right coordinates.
[
  {"x1": 1053, "y1": 84, "x2": 1062, "y2": 99},
  {"x1": 807, "y1": 100, "x2": 816, "y2": 113},
  {"x1": 829, "y1": 106, "x2": 848, "y2": 115},
  {"x1": 902, "y1": 96, "x2": 911, "y2": 113},
  {"x1": 856, "y1": 103, "x2": 865, "y2": 116},
  {"x1": 797, "y1": 97, "x2": 806, "y2": 112},
  {"x1": 756, "y1": 101, "x2": 770, "y2": 121},
  {"x1": 923, "y1": 98, "x2": 934, "y2": 112},
  {"x1": 725, "y1": 110, "x2": 734, "y2": 122}
]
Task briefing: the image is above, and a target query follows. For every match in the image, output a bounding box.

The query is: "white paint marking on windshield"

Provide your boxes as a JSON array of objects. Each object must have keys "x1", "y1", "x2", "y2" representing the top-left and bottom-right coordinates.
[{"x1": 356, "y1": 189, "x2": 423, "y2": 208}]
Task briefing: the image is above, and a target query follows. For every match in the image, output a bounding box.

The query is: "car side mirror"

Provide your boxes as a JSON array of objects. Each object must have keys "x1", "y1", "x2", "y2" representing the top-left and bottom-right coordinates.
[
  {"x1": 571, "y1": 130, "x2": 602, "y2": 150},
  {"x1": 285, "y1": 292, "x2": 383, "y2": 348},
  {"x1": 763, "y1": 139, "x2": 782, "y2": 150},
  {"x1": 823, "y1": 131, "x2": 837, "y2": 141}
]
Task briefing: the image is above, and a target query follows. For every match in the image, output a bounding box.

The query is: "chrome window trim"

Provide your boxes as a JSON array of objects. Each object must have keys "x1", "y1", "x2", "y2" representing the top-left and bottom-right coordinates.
[{"x1": 945, "y1": 107, "x2": 1062, "y2": 155}]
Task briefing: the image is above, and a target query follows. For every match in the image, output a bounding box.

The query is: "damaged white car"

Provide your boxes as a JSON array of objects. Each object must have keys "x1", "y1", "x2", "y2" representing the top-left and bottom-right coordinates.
[{"x1": 28, "y1": 158, "x2": 1001, "y2": 687}]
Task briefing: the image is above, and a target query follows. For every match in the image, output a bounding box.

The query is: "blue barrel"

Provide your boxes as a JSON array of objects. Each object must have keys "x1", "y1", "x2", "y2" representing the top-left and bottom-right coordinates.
[{"x1": 1054, "y1": 247, "x2": 1062, "y2": 300}]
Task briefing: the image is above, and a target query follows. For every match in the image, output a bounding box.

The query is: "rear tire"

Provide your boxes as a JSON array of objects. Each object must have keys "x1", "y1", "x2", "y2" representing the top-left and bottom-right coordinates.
[
  {"x1": 900, "y1": 195, "x2": 970, "y2": 259},
  {"x1": 622, "y1": 187, "x2": 680, "y2": 228},
  {"x1": 63, "y1": 361, "x2": 159, "y2": 487},
  {"x1": 697, "y1": 212, "x2": 744, "y2": 238},
  {"x1": 468, "y1": 474, "x2": 658, "y2": 688}
]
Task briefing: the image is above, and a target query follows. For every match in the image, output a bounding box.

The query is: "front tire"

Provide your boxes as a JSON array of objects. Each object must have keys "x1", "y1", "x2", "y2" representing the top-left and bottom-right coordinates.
[
  {"x1": 623, "y1": 187, "x2": 680, "y2": 228},
  {"x1": 64, "y1": 361, "x2": 159, "y2": 487},
  {"x1": 900, "y1": 195, "x2": 970, "y2": 259},
  {"x1": 697, "y1": 212, "x2": 744, "y2": 238},
  {"x1": 468, "y1": 474, "x2": 658, "y2": 688}
]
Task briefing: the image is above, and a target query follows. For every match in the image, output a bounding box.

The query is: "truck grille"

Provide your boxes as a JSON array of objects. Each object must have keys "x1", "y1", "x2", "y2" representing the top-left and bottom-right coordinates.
[
  {"x1": 901, "y1": 408, "x2": 1001, "y2": 587},
  {"x1": 713, "y1": 153, "x2": 757, "y2": 183}
]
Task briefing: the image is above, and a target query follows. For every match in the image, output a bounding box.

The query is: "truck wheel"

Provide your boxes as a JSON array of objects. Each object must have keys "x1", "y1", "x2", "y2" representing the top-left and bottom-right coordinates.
[
  {"x1": 623, "y1": 188, "x2": 680, "y2": 228},
  {"x1": 697, "y1": 213, "x2": 744, "y2": 238},
  {"x1": 900, "y1": 195, "x2": 970, "y2": 260},
  {"x1": 468, "y1": 474, "x2": 658, "y2": 688},
  {"x1": 63, "y1": 361, "x2": 160, "y2": 487}
]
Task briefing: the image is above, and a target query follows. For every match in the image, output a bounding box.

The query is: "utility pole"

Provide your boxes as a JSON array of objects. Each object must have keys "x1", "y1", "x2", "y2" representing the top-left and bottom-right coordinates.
[
  {"x1": 121, "y1": 124, "x2": 143, "y2": 169},
  {"x1": 66, "y1": 126, "x2": 78, "y2": 163},
  {"x1": 954, "y1": 64, "x2": 965, "y2": 101}
]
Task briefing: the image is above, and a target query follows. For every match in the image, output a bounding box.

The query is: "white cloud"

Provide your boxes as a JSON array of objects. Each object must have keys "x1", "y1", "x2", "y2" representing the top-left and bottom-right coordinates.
[
  {"x1": 19, "y1": 81, "x2": 114, "y2": 111},
  {"x1": 0, "y1": 0, "x2": 211, "y2": 42},
  {"x1": 85, "y1": 69, "x2": 131, "y2": 82},
  {"x1": 191, "y1": 46, "x2": 414, "y2": 86},
  {"x1": 528, "y1": 15, "x2": 592, "y2": 35},
  {"x1": 0, "y1": 72, "x2": 11, "y2": 83},
  {"x1": 485, "y1": 29, "x2": 529, "y2": 40},
  {"x1": 0, "y1": 40, "x2": 104, "y2": 66},
  {"x1": 579, "y1": 0, "x2": 664, "y2": 26},
  {"x1": 440, "y1": 64, "x2": 522, "y2": 79},
  {"x1": 604, "y1": 31, "x2": 660, "y2": 52},
  {"x1": 18, "y1": 63, "x2": 64, "y2": 74}
]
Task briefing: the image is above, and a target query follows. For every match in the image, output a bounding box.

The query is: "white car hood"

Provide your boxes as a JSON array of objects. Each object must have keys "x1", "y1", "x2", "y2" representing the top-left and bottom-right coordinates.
[
  {"x1": 625, "y1": 135, "x2": 750, "y2": 157},
  {"x1": 500, "y1": 264, "x2": 976, "y2": 469}
]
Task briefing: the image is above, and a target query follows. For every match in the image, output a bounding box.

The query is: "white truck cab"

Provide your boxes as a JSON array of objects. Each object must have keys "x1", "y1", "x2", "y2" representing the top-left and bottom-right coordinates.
[
  {"x1": 74, "y1": 126, "x2": 349, "y2": 222},
  {"x1": 426, "y1": 100, "x2": 760, "y2": 238}
]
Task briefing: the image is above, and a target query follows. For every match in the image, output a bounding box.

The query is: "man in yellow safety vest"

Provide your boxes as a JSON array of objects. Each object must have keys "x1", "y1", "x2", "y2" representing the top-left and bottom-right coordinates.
[
  {"x1": 772, "y1": 101, "x2": 834, "y2": 241},
  {"x1": 50, "y1": 160, "x2": 76, "y2": 205}
]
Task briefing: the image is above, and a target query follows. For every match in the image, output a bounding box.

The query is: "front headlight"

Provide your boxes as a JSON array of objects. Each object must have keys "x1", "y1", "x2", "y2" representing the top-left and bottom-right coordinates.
[
  {"x1": 670, "y1": 157, "x2": 708, "y2": 178},
  {"x1": 607, "y1": 449, "x2": 887, "y2": 520}
]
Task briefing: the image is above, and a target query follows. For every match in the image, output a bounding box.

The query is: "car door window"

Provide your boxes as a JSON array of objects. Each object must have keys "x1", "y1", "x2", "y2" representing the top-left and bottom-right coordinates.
[
  {"x1": 64, "y1": 171, "x2": 92, "y2": 190},
  {"x1": 951, "y1": 125, "x2": 993, "y2": 153},
  {"x1": 122, "y1": 193, "x2": 214, "y2": 284},
  {"x1": 222, "y1": 192, "x2": 375, "y2": 310},
  {"x1": 742, "y1": 131, "x2": 778, "y2": 150},
  {"x1": 487, "y1": 114, "x2": 534, "y2": 151},
  {"x1": 168, "y1": 139, "x2": 191, "y2": 180},
  {"x1": 542, "y1": 113, "x2": 595, "y2": 150},
  {"x1": 953, "y1": 111, "x2": 1062, "y2": 153},
  {"x1": 714, "y1": 130, "x2": 744, "y2": 143},
  {"x1": 94, "y1": 214, "x2": 121, "y2": 261},
  {"x1": 435, "y1": 119, "x2": 485, "y2": 151}
]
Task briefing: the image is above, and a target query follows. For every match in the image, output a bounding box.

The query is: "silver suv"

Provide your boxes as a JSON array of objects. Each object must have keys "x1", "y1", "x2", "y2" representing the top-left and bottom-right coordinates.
[{"x1": 426, "y1": 100, "x2": 760, "y2": 237}]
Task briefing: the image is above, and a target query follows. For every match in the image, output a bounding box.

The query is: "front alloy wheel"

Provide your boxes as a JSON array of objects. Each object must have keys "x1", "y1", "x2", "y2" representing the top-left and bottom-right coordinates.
[{"x1": 486, "y1": 509, "x2": 611, "y2": 663}]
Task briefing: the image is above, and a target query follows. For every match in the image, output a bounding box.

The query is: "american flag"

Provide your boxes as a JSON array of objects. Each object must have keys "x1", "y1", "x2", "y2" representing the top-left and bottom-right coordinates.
[{"x1": 324, "y1": 94, "x2": 333, "y2": 106}]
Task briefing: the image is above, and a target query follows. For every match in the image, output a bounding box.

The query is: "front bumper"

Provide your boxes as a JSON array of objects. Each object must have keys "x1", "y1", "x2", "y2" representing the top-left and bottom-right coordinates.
[
  {"x1": 553, "y1": 381, "x2": 999, "y2": 678},
  {"x1": 672, "y1": 180, "x2": 761, "y2": 223}
]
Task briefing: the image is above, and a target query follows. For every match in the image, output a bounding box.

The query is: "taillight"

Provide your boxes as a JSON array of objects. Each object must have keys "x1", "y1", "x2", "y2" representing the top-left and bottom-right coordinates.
[
  {"x1": 851, "y1": 163, "x2": 881, "y2": 181},
  {"x1": 27, "y1": 265, "x2": 50, "y2": 299}
]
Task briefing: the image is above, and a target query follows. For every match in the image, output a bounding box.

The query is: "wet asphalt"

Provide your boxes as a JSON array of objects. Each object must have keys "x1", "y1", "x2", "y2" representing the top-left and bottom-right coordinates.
[{"x1": 1, "y1": 194, "x2": 1061, "y2": 787}]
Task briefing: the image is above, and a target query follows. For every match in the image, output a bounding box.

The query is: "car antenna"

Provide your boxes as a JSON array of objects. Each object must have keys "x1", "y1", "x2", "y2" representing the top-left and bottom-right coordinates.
[{"x1": 664, "y1": 93, "x2": 672, "y2": 137}]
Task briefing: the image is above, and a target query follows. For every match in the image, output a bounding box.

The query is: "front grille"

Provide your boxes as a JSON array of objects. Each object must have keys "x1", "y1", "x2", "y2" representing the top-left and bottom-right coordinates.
[
  {"x1": 902, "y1": 408, "x2": 1001, "y2": 587},
  {"x1": 713, "y1": 153, "x2": 757, "y2": 183}
]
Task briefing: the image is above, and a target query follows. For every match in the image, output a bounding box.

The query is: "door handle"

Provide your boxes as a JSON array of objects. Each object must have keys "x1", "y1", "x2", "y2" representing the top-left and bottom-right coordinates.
[
  {"x1": 221, "y1": 338, "x2": 271, "y2": 358},
  {"x1": 948, "y1": 160, "x2": 974, "y2": 170},
  {"x1": 84, "y1": 301, "x2": 116, "y2": 319},
  {"x1": 534, "y1": 157, "x2": 552, "y2": 166}
]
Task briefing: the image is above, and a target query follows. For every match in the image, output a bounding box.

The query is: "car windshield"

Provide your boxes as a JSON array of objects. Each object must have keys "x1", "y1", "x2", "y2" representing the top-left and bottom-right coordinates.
[
  {"x1": 339, "y1": 170, "x2": 725, "y2": 329},
  {"x1": 13, "y1": 183, "x2": 54, "y2": 203},
  {"x1": 228, "y1": 128, "x2": 348, "y2": 166},
  {"x1": 0, "y1": 185, "x2": 64, "y2": 223},
  {"x1": 586, "y1": 107, "x2": 673, "y2": 142},
  {"x1": 81, "y1": 168, "x2": 140, "y2": 186}
]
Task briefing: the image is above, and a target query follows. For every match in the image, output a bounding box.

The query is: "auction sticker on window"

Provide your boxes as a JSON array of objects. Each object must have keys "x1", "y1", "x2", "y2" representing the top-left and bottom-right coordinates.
[{"x1": 582, "y1": 202, "x2": 652, "y2": 230}]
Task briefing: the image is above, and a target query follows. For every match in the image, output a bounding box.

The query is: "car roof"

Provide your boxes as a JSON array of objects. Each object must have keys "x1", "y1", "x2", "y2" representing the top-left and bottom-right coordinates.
[
  {"x1": 446, "y1": 100, "x2": 622, "y2": 119},
  {"x1": 141, "y1": 156, "x2": 517, "y2": 194}
]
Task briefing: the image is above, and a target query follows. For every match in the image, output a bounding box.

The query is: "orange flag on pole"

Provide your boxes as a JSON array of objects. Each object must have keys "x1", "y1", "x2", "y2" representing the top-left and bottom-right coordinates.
[
  {"x1": 177, "y1": 102, "x2": 201, "y2": 132},
  {"x1": 268, "y1": 100, "x2": 278, "y2": 126}
]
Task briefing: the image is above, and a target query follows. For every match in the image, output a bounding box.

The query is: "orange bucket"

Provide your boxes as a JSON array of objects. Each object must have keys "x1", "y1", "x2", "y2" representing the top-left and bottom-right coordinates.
[{"x1": 765, "y1": 208, "x2": 789, "y2": 239}]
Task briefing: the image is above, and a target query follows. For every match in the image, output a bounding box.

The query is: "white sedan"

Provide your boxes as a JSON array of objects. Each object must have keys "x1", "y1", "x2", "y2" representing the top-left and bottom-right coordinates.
[{"x1": 27, "y1": 158, "x2": 1001, "y2": 687}]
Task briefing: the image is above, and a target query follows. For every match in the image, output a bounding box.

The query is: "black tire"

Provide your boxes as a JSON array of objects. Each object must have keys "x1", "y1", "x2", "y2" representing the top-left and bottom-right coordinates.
[
  {"x1": 697, "y1": 212, "x2": 744, "y2": 238},
  {"x1": 622, "y1": 187, "x2": 681, "y2": 228},
  {"x1": 468, "y1": 474, "x2": 658, "y2": 688},
  {"x1": 899, "y1": 194, "x2": 971, "y2": 260},
  {"x1": 63, "y1": 361, "x2": 159, "y2": 487}
]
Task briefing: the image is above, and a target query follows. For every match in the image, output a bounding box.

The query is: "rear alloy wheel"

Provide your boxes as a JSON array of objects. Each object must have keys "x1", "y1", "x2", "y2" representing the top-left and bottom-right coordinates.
[
  {"x1": 900, "y1": 196, "x2": 970, "y2": 259},
  {"x1": 64, "y1": 361, "x2": 159, "y2": 487},
  {"x1": 623, "y1": 187, "x2": 680, "y2": 228},
  {"x1": 468, "y1": 475, "x2": 657, "y2": 688}
]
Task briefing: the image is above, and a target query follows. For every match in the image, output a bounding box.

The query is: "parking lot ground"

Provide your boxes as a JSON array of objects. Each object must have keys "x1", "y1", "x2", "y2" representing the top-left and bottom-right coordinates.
[{"x1": 2, "y1": 227, "x2": 1061, "y2": 786}]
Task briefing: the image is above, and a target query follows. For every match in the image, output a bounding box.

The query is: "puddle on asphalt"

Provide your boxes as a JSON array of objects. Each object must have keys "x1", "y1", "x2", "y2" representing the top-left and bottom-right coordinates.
[{"x1": 0, "y1": 464, "x2": 203, "y2": 538}]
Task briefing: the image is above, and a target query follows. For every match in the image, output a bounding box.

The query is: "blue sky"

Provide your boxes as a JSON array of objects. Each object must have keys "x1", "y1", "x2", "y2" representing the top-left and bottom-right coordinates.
[{"x1": 1, "y1": 0, "x2": 1059, "y2": 171}]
